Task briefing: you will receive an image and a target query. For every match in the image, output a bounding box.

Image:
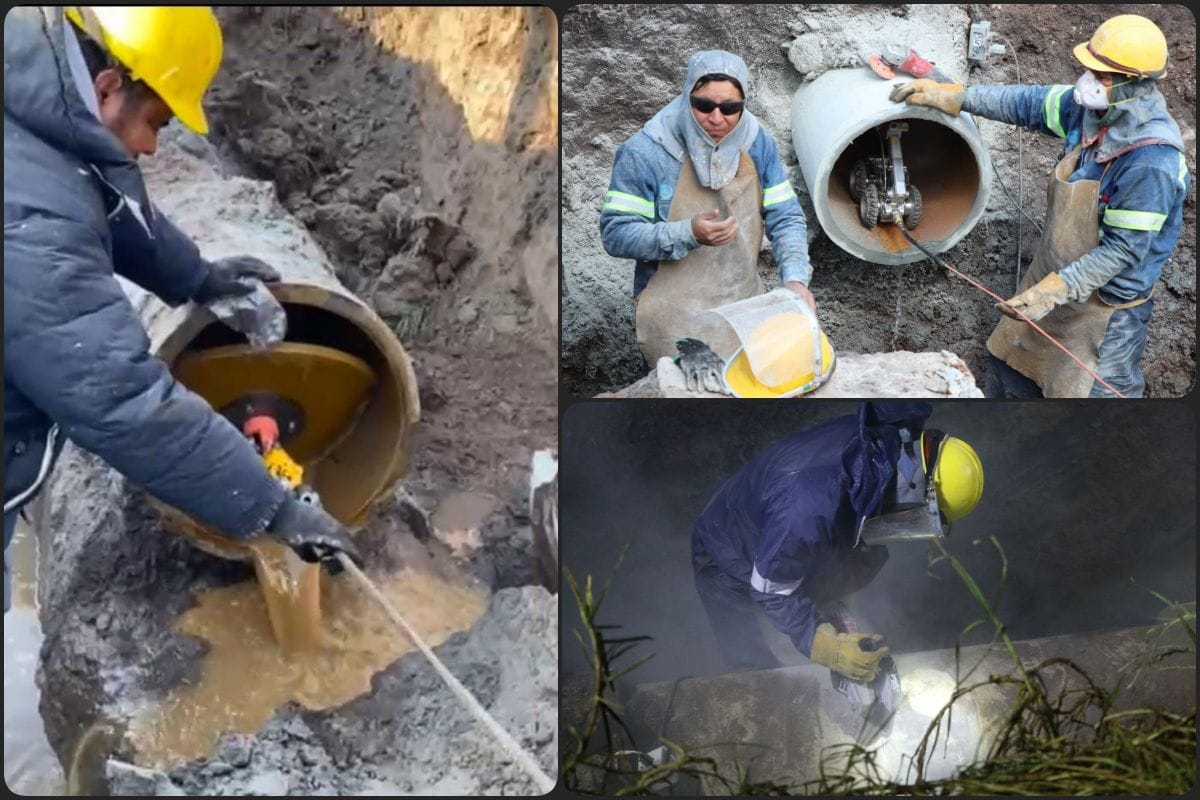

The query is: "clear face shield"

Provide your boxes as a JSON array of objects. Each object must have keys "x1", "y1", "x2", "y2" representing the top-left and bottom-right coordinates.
[{"x1": 856, "y1": 433, "x2": 947, "y2": 546}]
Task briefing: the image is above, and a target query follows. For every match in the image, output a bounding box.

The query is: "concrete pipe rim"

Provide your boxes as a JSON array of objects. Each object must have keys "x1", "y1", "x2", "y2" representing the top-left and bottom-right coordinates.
[
  {"x1": 153, "y1": 283, "x2": 421, "y2": 557},
  {"x1": 793, "y1": 73, "x2": 993, "y2": 267}
]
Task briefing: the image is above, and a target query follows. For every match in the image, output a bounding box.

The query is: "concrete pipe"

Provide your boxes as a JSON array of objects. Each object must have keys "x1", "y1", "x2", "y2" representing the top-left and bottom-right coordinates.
[
  {"x1": 135, "y1": 141, "x2": 421, "y2": 560},
  {"x1": 792, "y1": 68, "x2": 992, "y2": 265}
]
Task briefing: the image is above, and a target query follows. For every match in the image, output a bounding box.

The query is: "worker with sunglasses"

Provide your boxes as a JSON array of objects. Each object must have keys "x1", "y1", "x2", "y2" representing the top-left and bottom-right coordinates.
[{"x1": 600, "y1": 50, "x2": 814, "y2": 375}]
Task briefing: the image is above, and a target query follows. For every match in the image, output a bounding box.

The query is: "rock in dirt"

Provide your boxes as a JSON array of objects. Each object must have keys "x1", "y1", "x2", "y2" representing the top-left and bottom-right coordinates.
[
  {"x1": 602, "y1": 352, "x2": 982, "y2": 398},
  {"x1": 105, "y1": 760, "x2": 185, "y2": 796}
]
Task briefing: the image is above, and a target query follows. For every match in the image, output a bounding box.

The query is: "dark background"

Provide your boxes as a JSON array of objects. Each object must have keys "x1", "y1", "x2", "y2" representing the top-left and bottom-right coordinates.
[{"x1": 562, "y1": 401, "x2": 1196, "y2": 685}]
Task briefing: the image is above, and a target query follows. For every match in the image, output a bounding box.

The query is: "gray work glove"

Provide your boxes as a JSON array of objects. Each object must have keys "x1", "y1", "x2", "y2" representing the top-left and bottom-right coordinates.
[
  {"x1": 193, "y1": 255, "x2": 281, "y2": 303},
  {"x1": 266, "y1": 493, "x2": 363, "y2": 575},
  {"x1": 674, "y1": 337, "x2": 729, "y2": 395}
]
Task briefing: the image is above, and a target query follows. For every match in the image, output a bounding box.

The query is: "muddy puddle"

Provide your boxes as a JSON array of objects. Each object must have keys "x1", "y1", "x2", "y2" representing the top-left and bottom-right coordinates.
[
  {"x1": 4, "y1": 511, "x2": 490, "y2": 782},
  {"x1": 126, "y1": 562, "x2": 488, "y2": 770},
  {"x1": 430, "y1": 490, "x2": 500, "y2": 557}
]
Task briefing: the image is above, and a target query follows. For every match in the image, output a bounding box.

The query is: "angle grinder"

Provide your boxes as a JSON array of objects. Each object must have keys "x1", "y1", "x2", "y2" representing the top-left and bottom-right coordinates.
[
  {"x1": 830, "y1": 636, "x2": 902, "y2": 745},
  {"x1": 222, "y1": 391, "x2": 321, "y2": 504}
]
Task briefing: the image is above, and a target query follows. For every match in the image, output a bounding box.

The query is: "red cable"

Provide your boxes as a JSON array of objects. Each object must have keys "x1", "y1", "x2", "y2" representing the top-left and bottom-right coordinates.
[{"x1": 898, "y1": 226, "x2": 1126, "y2": 399}]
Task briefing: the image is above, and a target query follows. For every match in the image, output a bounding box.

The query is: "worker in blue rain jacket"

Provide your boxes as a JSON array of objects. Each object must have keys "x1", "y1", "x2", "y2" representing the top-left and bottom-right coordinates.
[
  {"x1": 691, "y1": 402, "x2": 984, "y2": 681},
  {"x1": 891, "y1": 14, "x2": 1190, "y2": 398},
  {"x1": 599, "y1": 50, "x2": 814, "y2": 390},
  {"x1": 4, "y1": 7, "x2": 362, "y2": 612}
]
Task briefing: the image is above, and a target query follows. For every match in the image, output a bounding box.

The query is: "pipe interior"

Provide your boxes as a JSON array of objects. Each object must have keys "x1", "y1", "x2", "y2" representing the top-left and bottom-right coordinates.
[
  {"x1": 174, "y1": 301, "x2": 405, "y2": 524},
  {"x1": 183, "y1": 304, "x2": 379, "y2": 366},
  {"x1": 826, "y1": 118, "x2": 981, "y2": 258}
]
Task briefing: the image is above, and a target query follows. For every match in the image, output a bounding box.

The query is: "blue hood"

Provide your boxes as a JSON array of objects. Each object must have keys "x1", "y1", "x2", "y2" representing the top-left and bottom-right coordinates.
[
  {"x1": 4, "y1": 7, "x2": 150, "y2": 207},
  {"x1": 1084, "y1": 78, "x2": 1185, "y2": 161}
]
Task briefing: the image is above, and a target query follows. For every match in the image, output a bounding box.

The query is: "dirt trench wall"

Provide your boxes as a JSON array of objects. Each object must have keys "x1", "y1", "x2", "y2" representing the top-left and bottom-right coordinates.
[
  {"x1": 208, "y1": 6, "x2": 558, "y2": 334},
  {"x1": 562, "y1": 4, "x2": 1196, "y2": 397}
]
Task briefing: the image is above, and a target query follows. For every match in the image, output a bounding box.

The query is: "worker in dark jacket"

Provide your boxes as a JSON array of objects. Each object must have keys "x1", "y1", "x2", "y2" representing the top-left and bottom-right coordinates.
[
  {"x1": 3, "y1": 7, "x2": 360, "y2": 611},
  {"x1": 692, "y1": 403, "x2": 983, "y2": 680},
  {"x1": 891, "y1": 14, "x2": 1189, "y2": 398}
]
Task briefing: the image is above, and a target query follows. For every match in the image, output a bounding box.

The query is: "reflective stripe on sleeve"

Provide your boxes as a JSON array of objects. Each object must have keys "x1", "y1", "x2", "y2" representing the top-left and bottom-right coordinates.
[
  {"x1": 762, "y1": 180, "x2": 797, "y2": 208},
  {"x1": 1103, "y1": 208, "x2": 1167, "y2": 232},
  {"x1": 603, "y1": 190, "x2": 655, "y2": 219},
  {"x1": 750, "y1": 565, "x2": 803, "y2": 596},
  {"x1": 1179, "y1": 152, "x2": 1189, "y2": 190},
  {"x1": 1044, "y1": 85, "x2": 1070, "y2": 140}
]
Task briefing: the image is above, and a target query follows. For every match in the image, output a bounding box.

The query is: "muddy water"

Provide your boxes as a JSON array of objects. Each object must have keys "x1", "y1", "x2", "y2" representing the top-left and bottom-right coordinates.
[
  {"x1": 431, "y1": 490, "x2": 500, "y2": 556},
  {"x1": 126, "y1": 566, "x2": 488, "y2": 769},
  {"x1": 248, "y1": 539, "x2": 325, "y2": 653}
]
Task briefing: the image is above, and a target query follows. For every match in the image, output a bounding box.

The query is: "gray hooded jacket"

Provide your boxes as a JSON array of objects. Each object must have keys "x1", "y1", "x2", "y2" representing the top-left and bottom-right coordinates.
[
  {"x1": 3, "y1": 7, "x2": 285, "y2": 535},
  {"x1": 642, "y1": 50, "x2": 763, "y2": 190}
]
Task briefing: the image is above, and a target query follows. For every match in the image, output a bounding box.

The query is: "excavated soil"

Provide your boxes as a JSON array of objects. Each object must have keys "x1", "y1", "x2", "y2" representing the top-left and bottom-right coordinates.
[{"x1": 561, "y1": 3, "x2": 1195, "y2": 397}]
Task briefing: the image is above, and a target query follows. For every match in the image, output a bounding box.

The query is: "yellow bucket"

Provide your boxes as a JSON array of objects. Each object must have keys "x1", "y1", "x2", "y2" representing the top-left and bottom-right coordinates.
[{"x1": 723, "y1": 329, "x2": 836, "y2": 398}]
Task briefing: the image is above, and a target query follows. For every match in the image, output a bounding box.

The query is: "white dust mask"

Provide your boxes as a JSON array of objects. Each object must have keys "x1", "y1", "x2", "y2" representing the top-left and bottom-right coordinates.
[{"x1": 1073, "y1": 70, "x2": 1110, "y2": 110}]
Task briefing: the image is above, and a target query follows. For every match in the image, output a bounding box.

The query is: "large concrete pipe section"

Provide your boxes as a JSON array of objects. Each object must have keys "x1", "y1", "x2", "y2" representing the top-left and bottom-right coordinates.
[
  {"x1": 792, "y1": 68, "x2": 992, "y2": 265},
  {"x1": 616, "y1": 624, "x2": 1193, "y2": 791},
  {"x1": 134, "y1": 139, "x2": 421, "y2": 559}
]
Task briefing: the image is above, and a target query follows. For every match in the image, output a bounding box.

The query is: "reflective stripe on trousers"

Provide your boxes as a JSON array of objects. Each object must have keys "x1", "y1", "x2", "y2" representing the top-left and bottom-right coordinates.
[{"x1": 1089, "y1": 299, "x2": 1155, "y2": 398}]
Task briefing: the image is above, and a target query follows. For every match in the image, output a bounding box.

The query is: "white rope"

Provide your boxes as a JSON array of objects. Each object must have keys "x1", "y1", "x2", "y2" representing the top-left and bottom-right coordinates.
[{"x1": 335, "y1": 554, "x2": 556, "y2": 793}]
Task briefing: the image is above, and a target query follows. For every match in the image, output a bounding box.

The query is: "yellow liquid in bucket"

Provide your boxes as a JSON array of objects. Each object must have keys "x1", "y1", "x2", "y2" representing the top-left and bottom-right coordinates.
[
  {"x1": 744, "y1": 311, "x2": 816, "y2": 389},
  {"x1": 727, "y1": 330, "x2": 835, "y2": 397}
]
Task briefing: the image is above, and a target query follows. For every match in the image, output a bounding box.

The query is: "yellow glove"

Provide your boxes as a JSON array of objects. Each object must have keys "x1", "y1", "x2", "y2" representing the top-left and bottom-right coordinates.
[
  {"x1": 888, "y1": 79, "x2": 965, "y2": 116},
  {"x1": 997, "y1": 272, "x2": 1069, "y2": 322},
  {"x1": 809, "y1": 623, "x2": 889, "y2": 682}
]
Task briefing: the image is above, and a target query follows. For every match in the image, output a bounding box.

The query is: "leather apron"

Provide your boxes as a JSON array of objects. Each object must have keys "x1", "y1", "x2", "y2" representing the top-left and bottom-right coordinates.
[
  {"x1": 635, "y1": 152, "x2": 764, "y2": 363},
  {"x1": 986, "y1": 147, "x2": 1149, "y2": 397}
]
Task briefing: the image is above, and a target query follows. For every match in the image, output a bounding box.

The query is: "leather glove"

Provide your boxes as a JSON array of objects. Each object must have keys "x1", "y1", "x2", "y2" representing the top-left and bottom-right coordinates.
[
  {"x1": 193, "y1": 255, "x2": 281, "y2": 303},
  {"x1": 997, "y1": 272, "x2": 1069, "y2": 322},
  {"x1": 266, "y1": 493, "x2": 363, "y2": 575},
  {"x1": 674, "y1": 337, "x2": 729, "y2": 395},
  {"x1": 809, "y1": 622, "x2": 890, "y2": 682},
  {"x1": 888, "y1": 79, "x2": 965, "y2": 116}
]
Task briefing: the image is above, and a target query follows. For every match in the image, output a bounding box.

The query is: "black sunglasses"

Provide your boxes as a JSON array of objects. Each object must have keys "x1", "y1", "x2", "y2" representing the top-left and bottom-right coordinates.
[{"x1": 689, "y1": 96, "x2": 745, "y2": 115}]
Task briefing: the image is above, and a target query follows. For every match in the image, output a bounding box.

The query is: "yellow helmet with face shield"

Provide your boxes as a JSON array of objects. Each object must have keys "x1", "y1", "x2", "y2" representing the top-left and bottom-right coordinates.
[{"x1": 921, "y1": 430, "x2": 984, "y2": 523}]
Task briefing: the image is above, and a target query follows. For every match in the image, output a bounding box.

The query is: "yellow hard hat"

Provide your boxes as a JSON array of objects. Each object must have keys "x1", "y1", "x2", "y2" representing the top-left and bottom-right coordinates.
[
  {"x1": 724, "y1": 311, "x2": 836, "y2": 397},
  {"x1": 66, "y1": 6, "x2": 223, "y2": 135},
  {"x1": 1073, "y1": 14, "x2": 1168, "y2": 79},
  {"x1": 921, "y1": 432, "x2": 983, "y2": 523}
]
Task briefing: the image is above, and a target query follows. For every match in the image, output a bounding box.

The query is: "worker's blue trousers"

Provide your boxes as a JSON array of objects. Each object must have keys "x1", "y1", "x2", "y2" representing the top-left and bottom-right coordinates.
[
  {"x1": 692, "y1": 558, "x2": 783, "y2": 672},
  {"x1": 1090, "y1": 300, "x2": 1154, "y2": 398}
]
